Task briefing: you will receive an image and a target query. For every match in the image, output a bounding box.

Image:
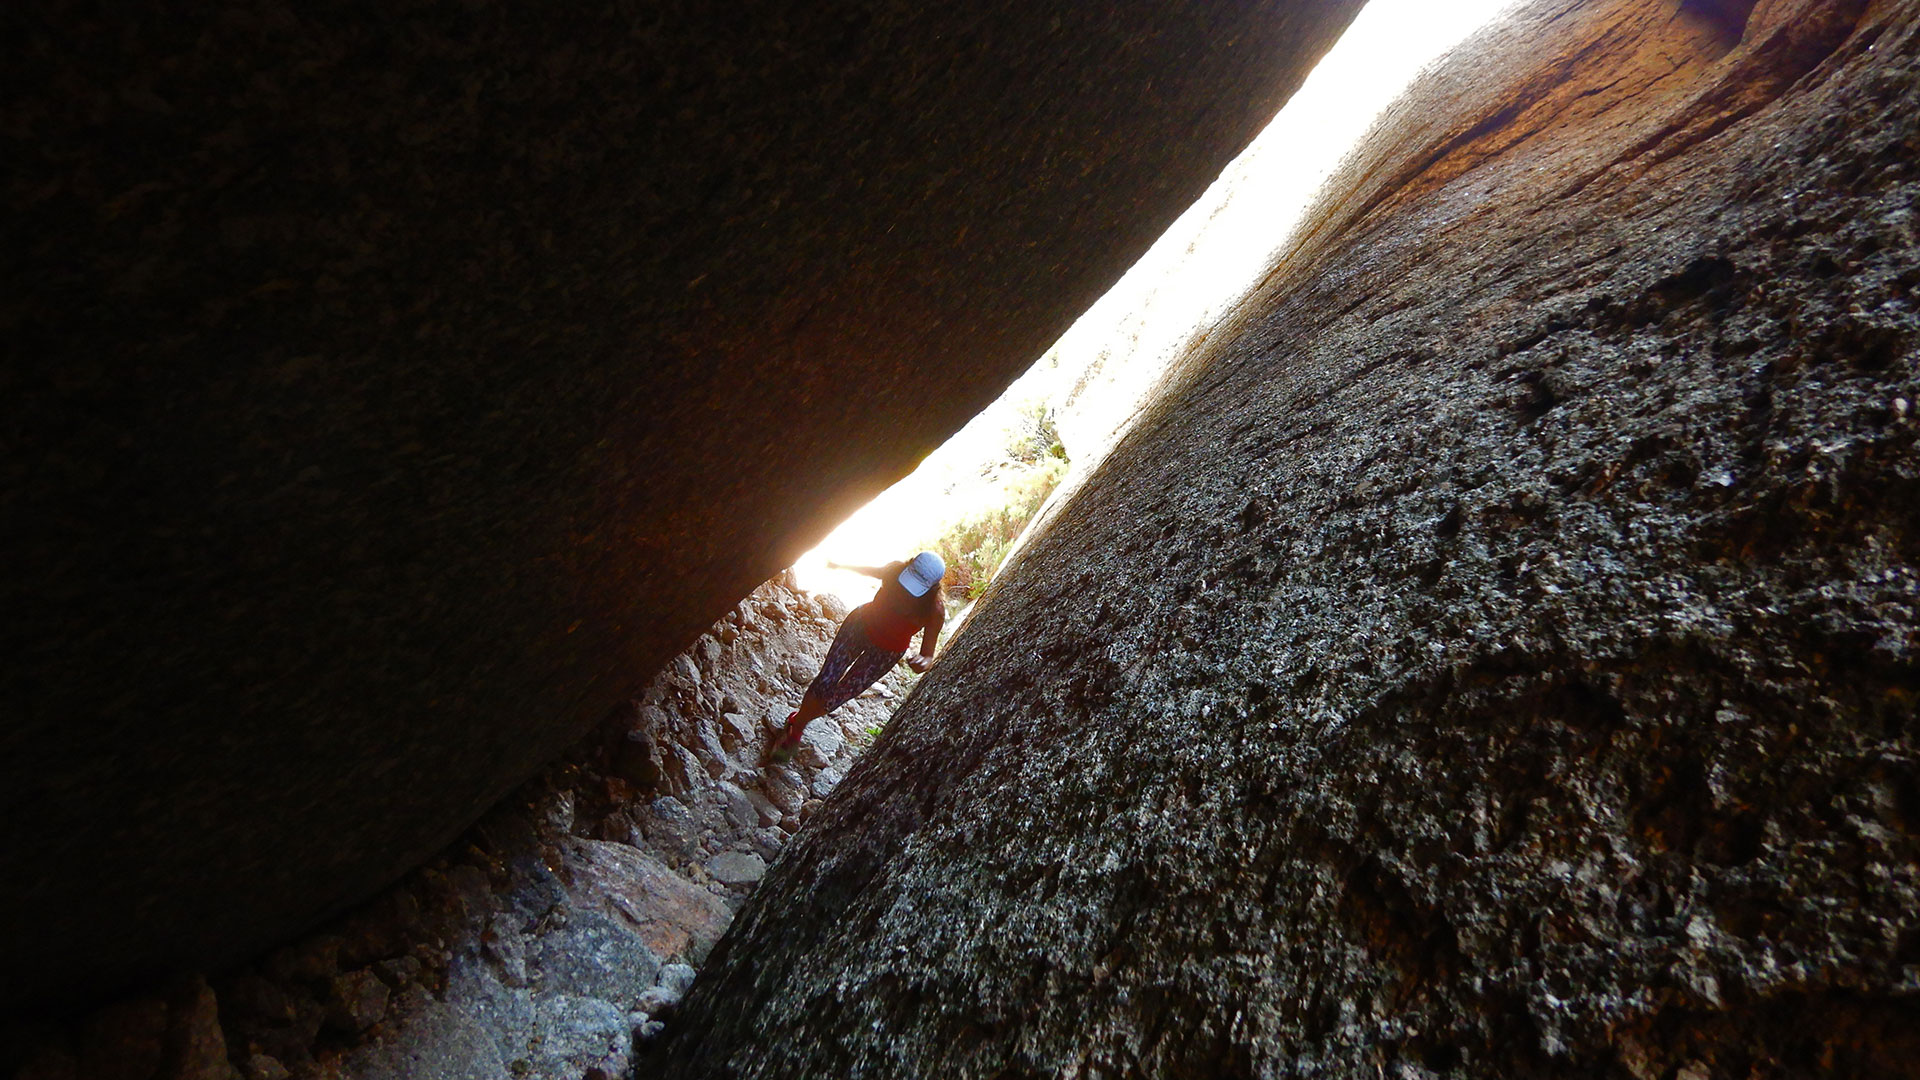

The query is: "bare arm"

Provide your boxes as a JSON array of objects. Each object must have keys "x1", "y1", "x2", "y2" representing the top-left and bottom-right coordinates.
[
  {"x1": 825, "y1": 559, "x2": 889, "y2": 578},
  {"x1": 906, "y1": 601, "x2": 945, "y2": 673}
]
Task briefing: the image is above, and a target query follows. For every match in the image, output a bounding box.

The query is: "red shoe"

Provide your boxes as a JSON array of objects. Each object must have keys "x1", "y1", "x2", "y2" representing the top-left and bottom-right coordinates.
[{"x1": 764, "y1": 712, "x2": 801, "y2": 764}]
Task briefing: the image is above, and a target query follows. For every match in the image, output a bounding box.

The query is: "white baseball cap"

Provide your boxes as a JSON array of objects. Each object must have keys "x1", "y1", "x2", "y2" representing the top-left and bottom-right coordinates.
[{"x1": 899, "y1": 551, "x2": 945, "y2": 596}]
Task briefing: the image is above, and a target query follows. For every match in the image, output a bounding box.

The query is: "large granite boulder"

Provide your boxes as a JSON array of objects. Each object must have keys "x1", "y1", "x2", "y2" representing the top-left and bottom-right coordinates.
[
  {"x1": 0, "y1": 0, "x2": 1364, "y2": 1004},
  {"x1": 661, "y1": 0, "x2": 1920, "y2": 1075}
]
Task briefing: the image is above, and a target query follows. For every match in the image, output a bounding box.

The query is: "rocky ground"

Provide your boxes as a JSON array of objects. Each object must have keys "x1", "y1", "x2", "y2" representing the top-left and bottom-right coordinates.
[{"x1": 5, "y1": 574, "x2": 913, "y2": 1080}]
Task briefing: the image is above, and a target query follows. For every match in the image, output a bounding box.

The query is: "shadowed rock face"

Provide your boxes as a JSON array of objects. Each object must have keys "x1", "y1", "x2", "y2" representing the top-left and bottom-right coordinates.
[
  {"x1": 0, "y1": 0, "x2": 1366, "y2": 1005},
  {"x1": 661, "y1": 0, "x2": 1920, "y2": 1075}
]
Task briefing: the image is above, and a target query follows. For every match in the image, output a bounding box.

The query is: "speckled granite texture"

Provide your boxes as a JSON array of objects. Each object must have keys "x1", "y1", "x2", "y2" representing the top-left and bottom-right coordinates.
[
  {"x1": 0, "y1": 0, "x2": 1365, "y2": 1005},
  {"x1": 659, "y1": 0, "x2": 1920, "y2": 1075}
]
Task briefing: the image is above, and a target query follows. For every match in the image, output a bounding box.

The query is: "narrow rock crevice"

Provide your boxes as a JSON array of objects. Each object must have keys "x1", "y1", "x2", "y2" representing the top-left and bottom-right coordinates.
[
  {"x1": 655, "y1": 0, "x2": 1920, "y2": 1075},
  {"x1": 1, "y1": 0, "x2": 1369, "y2": 1002}
]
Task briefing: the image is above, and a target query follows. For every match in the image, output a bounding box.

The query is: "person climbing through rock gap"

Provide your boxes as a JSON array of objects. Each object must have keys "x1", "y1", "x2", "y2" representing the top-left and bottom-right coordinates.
[{"x1": 767, "y1": 551, "x2": 946, "y2": 763}]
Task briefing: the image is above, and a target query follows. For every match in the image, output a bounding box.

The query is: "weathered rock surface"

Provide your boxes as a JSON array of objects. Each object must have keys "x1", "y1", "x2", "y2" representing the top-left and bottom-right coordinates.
[
  {"x1": 3, "y1": 577, "x2": 911, "y2": 1078},
  {"x1": 0, "y1": 0, "x2": 1364, "y2": 1004},
  {"x1": 660, "y1": 1, "x2": 1920, "y2": 1076}
]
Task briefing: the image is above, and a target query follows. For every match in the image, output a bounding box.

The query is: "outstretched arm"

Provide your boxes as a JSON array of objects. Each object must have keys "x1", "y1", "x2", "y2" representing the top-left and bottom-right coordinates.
[{"x1": 825, "y1": 559, "x2": 888, "y2": 578}]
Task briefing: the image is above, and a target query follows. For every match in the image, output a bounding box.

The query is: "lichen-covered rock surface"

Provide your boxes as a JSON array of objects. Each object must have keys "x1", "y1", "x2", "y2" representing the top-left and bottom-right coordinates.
[
  {"x1": 660, "y1": 1, "x2": 1920, "y2": 1076},
  {"x1": 4, "y1": 576, "x2": 909, "y2": 1079},
  {"x1": 0, "y1": 0, "x2": 1364, "y2": 1003}
]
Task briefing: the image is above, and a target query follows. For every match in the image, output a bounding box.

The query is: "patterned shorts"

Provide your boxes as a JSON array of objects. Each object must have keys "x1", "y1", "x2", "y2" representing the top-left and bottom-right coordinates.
[{"x1": 806, "y1": 609, "x2": 904, "y2": 713}]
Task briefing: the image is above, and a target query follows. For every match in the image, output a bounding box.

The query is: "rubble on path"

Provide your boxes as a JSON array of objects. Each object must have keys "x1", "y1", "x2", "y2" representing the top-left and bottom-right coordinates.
[{"x1": 6, "y1": 575, "x2": 911, "y2": 1080}]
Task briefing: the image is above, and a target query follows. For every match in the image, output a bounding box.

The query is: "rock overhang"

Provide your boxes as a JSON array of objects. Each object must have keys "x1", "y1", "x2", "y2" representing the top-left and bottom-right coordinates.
[{"x1": 0, "y1": 0, "x2": 1368, "y2": 1005}]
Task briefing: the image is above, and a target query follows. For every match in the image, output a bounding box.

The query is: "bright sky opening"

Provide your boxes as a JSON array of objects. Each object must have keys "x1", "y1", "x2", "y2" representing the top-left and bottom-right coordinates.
[{"x1": 793, "y1": 0, "x2": 1523, "y2": 607}]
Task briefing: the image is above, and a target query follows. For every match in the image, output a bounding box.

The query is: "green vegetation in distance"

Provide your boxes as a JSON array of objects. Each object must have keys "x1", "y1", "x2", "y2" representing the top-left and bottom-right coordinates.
[{"x1": 922, "y1": 401, "x2": 1068, "y2": 617}]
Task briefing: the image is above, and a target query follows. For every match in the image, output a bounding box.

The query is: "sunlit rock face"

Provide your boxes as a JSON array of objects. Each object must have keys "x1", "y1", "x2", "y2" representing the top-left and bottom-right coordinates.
[
  {"x1": 662, "y1": 0, "x2": 1920, "y2": 1075},
  {"x1": 0, "y1": 0, "x2": 1366, "y2": 1005}
]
